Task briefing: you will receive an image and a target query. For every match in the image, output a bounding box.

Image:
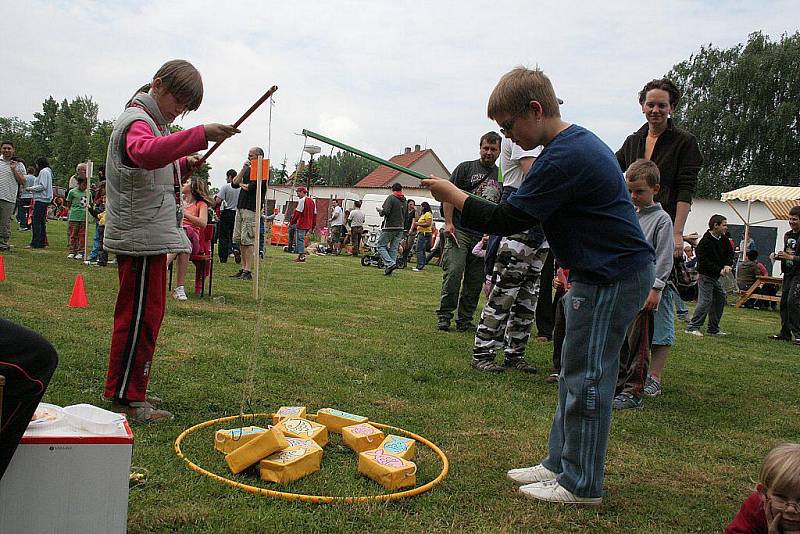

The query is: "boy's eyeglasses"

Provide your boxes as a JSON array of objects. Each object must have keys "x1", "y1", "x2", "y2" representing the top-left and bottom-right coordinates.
[{"x1": 498, "y1": 108, "x2": 530, "y2": 136}]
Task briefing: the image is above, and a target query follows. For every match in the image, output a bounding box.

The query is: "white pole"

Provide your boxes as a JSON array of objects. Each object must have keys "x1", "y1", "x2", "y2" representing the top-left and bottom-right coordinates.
[
  {"x1": 743, "y1": 200, "x2": 752, "y2": 261},
  {"x1": 254, "y1": 156, "x2": 263, "y2": 301},
  {"x1": 84, "y1": 160, "x2": 93, "y2": 262}
]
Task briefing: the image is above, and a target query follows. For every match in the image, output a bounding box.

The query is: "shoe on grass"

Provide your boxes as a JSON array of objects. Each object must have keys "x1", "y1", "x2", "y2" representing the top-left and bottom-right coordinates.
[
  {"x1": 172, "y1": 286, "x2": 188, "y2": 301},
  {"x1": 518, "y1": 481, "x2": 601, "y2": 506},
  {"x1": 507, "y1": 463, "x2": 558, "y2": 485},
  {"x1": 67, "y1": 253, "x2": 75, "y2": 259},
  {"x1": 769, "y1": 334, "x2": 791, "y2": 341},
  {"x1": 114, "y1": 401, "x2": 173, "y2": 424},
  {"x1": 612, "y1": 392, "x2": 643, "y2": 410},
  {"x1": 546, "y1": 373, "x2": 559, "y2": 383},
  {"x1": 684, "y1": 329, "x2": 703, "y2": 337},
  {"x1": 103, "y1": 393, "x2": 163, "y2": 406},
  {"x1": 471, "y1": 358, "x2": 505, "y2": 373},
  {"x1": 437, "y1": 321, "x2": 450, "y2": 332},
  {"x1": 643, "y1": 375, "x2": 662, "y2": 397},
  {"x1": 240, "y1": 271, "x2": 253, "y2": 281},
  {"x1": 456, "y1": 321, "x2": 476, "y2": 332},
  {"x1": 75, "y1": 253, "x2": 83, "y2": 260},
  {"x1": 503, "y1": 358, "x2": 538, "y2": 374},
  {"x1": 706, "y1": 330, "x2": 728, "y2": 337},
  {"x1": 230, "y1": 269, "x2": 244, "y2": 278}
]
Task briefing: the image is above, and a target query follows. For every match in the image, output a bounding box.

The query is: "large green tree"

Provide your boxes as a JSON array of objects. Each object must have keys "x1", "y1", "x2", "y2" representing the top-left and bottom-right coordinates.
[{"x1": 669, "y1": 32, "x2": 800, "y2": 198}]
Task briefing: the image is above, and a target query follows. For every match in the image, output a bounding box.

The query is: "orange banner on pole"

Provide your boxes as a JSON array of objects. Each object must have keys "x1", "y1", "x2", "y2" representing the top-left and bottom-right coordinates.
[{"x1": 249, "y1": 159, "x2": 270, "y2": 181}]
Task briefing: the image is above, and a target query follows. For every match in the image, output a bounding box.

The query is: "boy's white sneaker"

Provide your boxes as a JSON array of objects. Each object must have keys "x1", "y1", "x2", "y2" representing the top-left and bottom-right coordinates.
[
  {"x1": 75, "y1": 253, "x2": 83, "y2": 260},
  {"x1": 67, "y1": 253, "x2": 75, "y2": 259},
  {"x1": 172, "y1": 286, "x2": 188, "y2": 301},
  {"x1": 519, "y1": 481, "x2": 602, "y2": 506},
  {"x1": 507, "y1": 464, "x2": 558, "y2": 485},
  {"x1": 684, "y1": 329, "x2": 703, "y2": 337}
]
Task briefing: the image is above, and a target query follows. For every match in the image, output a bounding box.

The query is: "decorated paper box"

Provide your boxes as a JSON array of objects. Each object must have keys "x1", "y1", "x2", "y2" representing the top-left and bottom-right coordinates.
[
  {"x1": 259, "y1": 445, "x2": 323, "y2": 483},
  {"x1": 275, "y1": 418, "x2": 329, "y2": 447},
  {"x1": 315, "y1": 408, "x2": 368, "y2": 434},
  {"x1": 225, "y1": 426, "x2": 288, "y2": 474},
  {"x1": 342, "y1": 423, "x2": 385, "y2": 453},
  {"x1": 272, "y1": 406, "x2": 307, "y2": 425},
  {"x1": 358, "y1": 448, "x2": 417, "y2": 490},
  {"x1": 285, "y1": 437, "x2": 323, "y2": 451},
  {"x1": 214, "y1": 426, "x2": 268, "y2": 454},
  {"x1": 377, "y1": 434, "x2": 416, "y2": 460}
]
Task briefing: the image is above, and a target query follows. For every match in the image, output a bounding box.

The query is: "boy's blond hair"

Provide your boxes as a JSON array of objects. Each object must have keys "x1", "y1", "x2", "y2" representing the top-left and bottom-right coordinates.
[
  {"x1": 760, "y1": 442, "x2": 800, "y2": 494},
  {"x1": 625, "y1": 159, "x2": 661, "y2": 187},
  {"x1": 487, "y1": 67, "x2": 561, "y2": 120}
]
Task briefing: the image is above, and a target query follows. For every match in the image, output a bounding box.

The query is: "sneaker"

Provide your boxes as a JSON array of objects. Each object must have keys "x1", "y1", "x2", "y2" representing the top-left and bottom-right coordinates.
[
  {"x1": 113, "y1": 401, "x2": 174, "y2": 424},
  {"x1": 230, "y1": 269, "x2": 244, "y2": 278},
  {"x1": 67, "y1": 253, "x2": 75, "y2": 259},
  {"x1": 103, "y1": 393, "x2": 163, "y2": 406},
  {"x1": 75, "y1": 253, "x2": 83, "y2": 260},
  {"x1": 612, "y1": 391, "x2": 643, "y2": 410},
  {"x1": 546, "y1": 373, "x2": 559, "y2": 384},
  {"x1": 412, "y1": 267, "x2": 422, "y2": 272},
  {"x1": 768, "y1": 334, "x2": 791, "y2": 341},
  {"x1": 643, "y1": 375, "x2": 662, "y2": 397},
  {"x1": 471, "y1": 358, "x2": 505, "y2": 372},
  {"x1": 456, "y1": 321, "x2": 476, "y2": 332},
  {"x1": 706, "y1": 331, "x2": 728, "y2": 337},
  {"x1": 518, "y1": 481, "x2": 602, "y2": 506},
  {"x1": 240, "y1": 271, "x2": 253, "y2": 281},
  {"x1": 503, "y1": 358, "x2": 538, "y2": 374},
  {"x1": 172, "y1": 286, "x2": 188, "y2": 301},
  {"x1": 507, "y1": 464, "x2": 558, "y2": 485},
  {"x1": 293, "y1": 257, "x2": 306, "y2": 263},
  {"x1": 437, "y1": 321, "x2": 450, "y2": 332},
  {"x1": 684, "y1": 329, "x2": 703, "y2": 337},
  {"x1": 384, "y1": 264, "x2": 397, "y2": 276}
]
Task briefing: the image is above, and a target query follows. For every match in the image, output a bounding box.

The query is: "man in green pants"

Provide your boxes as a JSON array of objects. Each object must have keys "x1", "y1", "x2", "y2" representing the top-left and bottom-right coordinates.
[{"x1": 436, "y1": 132, "x2": 502, "y2": 332}]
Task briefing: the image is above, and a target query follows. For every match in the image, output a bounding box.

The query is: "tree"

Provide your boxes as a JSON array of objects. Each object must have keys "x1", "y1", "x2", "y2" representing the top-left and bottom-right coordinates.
[
  {"x1": 30, "y1": 96, "x2": 59, "y2": 159},
  {"x1": 313, "y1": 151, "x2": 378, "y2": 186},
  {"x1": 668, "y1": 32, "x2": 800, "y2": 198},
  {"x1": 0, "y1": 117, "x2": 36, "y2": 165}
]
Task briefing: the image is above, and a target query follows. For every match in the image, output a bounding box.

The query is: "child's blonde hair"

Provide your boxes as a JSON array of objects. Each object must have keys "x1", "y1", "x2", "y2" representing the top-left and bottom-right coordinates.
[
  {"x1": 487, "y1": 67, "x2": 561, "y2": 120},
  {"x1": 128, "y1": 59, "x2": 203, "y2": 111},
  {"x1": 186, "y1": 176, "x2": 213, "y2": 205},
  {"x1": 625, "y1": 159, "x2": 661, "y2": 187},
  {"x1": 760, "y1": 443, "x2": 800, "y2": 495}
]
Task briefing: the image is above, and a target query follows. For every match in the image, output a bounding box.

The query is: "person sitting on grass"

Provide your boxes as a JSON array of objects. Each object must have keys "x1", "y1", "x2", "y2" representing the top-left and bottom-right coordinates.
[
  {"x1": 685, "y1": 214, "x2": 734, "y2": 337},
  {"x1": 423, "y1": 66, "x2": 654, "y2": 505},
  {"x1": 725, "y1": 442, "x2": 800, "y2": 534},
  {"x1": 167, "y1": 176, "x2": 212, "y2": 301},
  {"x1": 613, "y1": 159, "x2": 674, "y2": 410},
  {"x1": 770, "y1": 207, "x2": 800, "y2": 343}
]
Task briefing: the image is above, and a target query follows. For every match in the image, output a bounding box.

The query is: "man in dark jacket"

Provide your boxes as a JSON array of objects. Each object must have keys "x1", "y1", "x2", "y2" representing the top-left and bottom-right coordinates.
[
  {"x1": 376, "y1": 182, "x2": 407, "y2": 275},
  {"x1": 686, "y1": 214, "x2": 734, "y2": 336}
]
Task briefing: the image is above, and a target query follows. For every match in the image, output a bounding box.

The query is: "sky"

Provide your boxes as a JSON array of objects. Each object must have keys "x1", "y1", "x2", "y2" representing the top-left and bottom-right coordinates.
[{"x1": 5, "y1": 1, "x2": 800, "y2": 189}]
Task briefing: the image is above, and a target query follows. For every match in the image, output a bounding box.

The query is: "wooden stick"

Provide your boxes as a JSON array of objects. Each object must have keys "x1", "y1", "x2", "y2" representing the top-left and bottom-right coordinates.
[
  {"x1": 84, "y1": 160, "x2": 93, "y2": 261},
  {"x1": 199, "y1": 86, "x2": 278, "y2": 165},
  {"x1": 254, "y1": 156, "x2": 263, "y2": 301}
]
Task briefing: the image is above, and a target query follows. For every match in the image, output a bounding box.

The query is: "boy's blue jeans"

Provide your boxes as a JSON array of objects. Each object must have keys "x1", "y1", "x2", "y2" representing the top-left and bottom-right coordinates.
[
  {"x1": 89, "y1": 221, "x2": 102, "y2": 260},
  {"x1": 377, "y1": 229, "x2": 403, "y2": 268},
  {"x1": 541, "y1": 263, "x2": 653, "y2": 498}
]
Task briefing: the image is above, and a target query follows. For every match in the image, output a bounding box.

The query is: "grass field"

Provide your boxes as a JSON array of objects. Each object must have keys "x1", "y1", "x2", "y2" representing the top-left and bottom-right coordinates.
[{"x1": 2, "y1": 221, "x2": 799, "y2": 533}]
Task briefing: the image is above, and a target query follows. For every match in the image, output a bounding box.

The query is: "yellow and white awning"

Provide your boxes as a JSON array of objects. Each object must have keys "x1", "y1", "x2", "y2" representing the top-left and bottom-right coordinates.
[{"x1": 720, "y1": 185, "x2": 800, "y2": 221}]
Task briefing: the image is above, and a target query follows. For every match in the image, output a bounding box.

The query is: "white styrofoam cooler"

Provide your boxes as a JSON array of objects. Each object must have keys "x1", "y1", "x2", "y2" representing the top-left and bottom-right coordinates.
[{"x1": 0, "y1": 407, "x2": 133, "y2": 534}]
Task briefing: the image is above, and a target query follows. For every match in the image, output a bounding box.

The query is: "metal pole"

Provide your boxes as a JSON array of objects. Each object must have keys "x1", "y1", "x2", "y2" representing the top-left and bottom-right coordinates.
[
  {"x1": 84, "y1": 160, "x2": 93, "y2": 262},
  {"x1": 743, "y1": 200, "x2": 752, "y2": 261}
]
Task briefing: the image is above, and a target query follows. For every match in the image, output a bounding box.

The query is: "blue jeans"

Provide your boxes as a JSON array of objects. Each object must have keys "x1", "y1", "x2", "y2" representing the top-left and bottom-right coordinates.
[
  {"x1": 673, "y1": 285, "x2": 688, "y2": 316},
  {"x1": 416, "y1": 233, "x2": 431, "y2": 269},
  {"x1": 377, "y1": 229, "x2": 403, "y2": 268},
  {"x1": 30, "y1": 201, "x2": 48, "y2": 248},
  {"x1": 687, "y1": 274, "x2": 726, "y2": 333},
  {"x1": 89, "y1": 221, "x2": 102, "y2": 260},
  {"x1": 295, "y1": 228, "x2": 307, "y2": 254},
  {"x1": 541, "y1": 263, "x2": 654, "y2": 498},
  {"x1": 652, "y1": 283, "x2": 675, "y2": 346}
]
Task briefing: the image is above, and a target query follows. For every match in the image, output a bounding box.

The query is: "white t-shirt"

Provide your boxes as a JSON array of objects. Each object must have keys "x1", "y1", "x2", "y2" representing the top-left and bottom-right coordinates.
[
  {"x1": 348, "y1": 209, "x2": 365, "y2": 227},
  {"x1": 216, "y1": 182, "x2": 240, "y2": 211},
  {"x1": 0, "y1": 158, "x2": 25, "y2": 203},
  {"x1": 499, "y1": 137, "x2": 542, "y2": 190},
  {"x1": 330, "y1": 205, "x2": 344, "y2": 226}
]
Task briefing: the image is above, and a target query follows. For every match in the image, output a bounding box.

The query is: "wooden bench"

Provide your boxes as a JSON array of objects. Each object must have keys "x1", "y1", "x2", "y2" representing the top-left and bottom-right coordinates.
[{"x1": 735, "y1": 275, "x2": 782, "y2": 308}]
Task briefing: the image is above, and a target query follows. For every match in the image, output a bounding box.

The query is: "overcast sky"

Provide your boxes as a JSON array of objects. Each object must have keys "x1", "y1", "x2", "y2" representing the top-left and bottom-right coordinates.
[{"x1": 5, "y1": 1, "x2": 799, "y2": 188}]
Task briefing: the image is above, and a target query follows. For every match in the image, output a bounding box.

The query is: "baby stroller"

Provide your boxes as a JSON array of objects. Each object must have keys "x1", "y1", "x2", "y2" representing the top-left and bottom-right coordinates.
[{"x1": 360, "y1": 225, "x2": 406, "y2": 269}]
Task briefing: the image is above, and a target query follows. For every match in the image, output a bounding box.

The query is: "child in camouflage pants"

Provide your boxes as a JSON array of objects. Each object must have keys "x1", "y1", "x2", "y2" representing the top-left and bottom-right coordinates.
[{"x1": 472, "y1": 227, "x2": 548, "y2": 373}]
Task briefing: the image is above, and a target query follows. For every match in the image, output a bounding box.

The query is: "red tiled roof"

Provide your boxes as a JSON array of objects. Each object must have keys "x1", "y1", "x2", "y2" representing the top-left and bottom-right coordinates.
[{"x1": 355, "y1": 149, "x2": 430, "y2": 188}]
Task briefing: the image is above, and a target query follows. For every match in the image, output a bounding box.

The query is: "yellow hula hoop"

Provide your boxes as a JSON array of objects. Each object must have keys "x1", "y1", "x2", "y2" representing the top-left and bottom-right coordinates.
[{"x1": 174, "y1": 413, "x2": 450, "y2": 504}]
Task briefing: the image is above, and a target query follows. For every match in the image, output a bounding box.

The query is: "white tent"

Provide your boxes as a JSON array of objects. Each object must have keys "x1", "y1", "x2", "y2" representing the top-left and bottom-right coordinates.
[{"x1": 720, "y1": 185, "x2": 800, "y2": 258}]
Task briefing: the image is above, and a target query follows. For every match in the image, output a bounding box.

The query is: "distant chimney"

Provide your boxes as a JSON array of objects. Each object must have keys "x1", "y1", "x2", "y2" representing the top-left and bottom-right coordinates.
[
  {"x1": 414, "y1": 144, "x2": 421, "y2": 152},
  {"x1": 404, "y1": 147, "x2": 411, "y2": 154}
]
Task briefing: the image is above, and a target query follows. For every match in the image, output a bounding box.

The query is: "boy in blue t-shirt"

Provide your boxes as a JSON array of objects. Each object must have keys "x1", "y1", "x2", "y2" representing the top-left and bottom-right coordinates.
[{"x1": 423, "y1": 67, "x2": 654, "y2": 505}]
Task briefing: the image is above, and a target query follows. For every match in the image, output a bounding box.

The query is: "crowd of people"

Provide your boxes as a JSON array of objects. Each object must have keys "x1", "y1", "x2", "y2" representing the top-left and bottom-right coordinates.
[{"x1": 1, "y1": 60, "x2": 798, "y2": 526}]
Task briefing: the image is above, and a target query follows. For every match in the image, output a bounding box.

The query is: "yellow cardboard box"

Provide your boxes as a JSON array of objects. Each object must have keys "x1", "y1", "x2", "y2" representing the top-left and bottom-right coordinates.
[
  {"x1": 275, "y1": 418, "x2": 329, "y2": 447},
  {"x1": 315, "y1": 408, "x2": 368, "y2": 433},
  {"x1": 285, "y1": 437, "x2": 323, "y2": 451},
  {"x1": 377, "y1": 434, "x2": 416, "y2": 460},
  {"x1": 225, "y1": 426, "x2": 289, "y2": 474},
  {"x1": 213, "y1": 426, "x2": 268, "y2": 454},
  {"x1": 342, "y1": 423, "x2": 385, "y2": 453},
  {"x1": 259, "y1": 445, "x2": 323, "y2": 483},
  {"x1": 358, "y1": 449, "x2": 417, "y2": 490},
  {"x1": 272, "y1": 406, "x2": 307, "y2": 425}
]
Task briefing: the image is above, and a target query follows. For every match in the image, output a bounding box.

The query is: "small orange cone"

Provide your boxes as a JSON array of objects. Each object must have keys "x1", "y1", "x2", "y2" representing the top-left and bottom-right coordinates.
[
  {"x1": 68, "y1": 274, "x2": 88, "y2": 308},
  {"x1": 0, "y1": 255, "x2": 5, "y2": 282}
]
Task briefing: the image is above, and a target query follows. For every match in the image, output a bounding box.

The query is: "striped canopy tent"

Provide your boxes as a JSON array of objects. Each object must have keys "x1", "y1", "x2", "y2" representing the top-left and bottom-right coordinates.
[{"x1": 720, "y1": 185, "x2": 800, "y2": 257}]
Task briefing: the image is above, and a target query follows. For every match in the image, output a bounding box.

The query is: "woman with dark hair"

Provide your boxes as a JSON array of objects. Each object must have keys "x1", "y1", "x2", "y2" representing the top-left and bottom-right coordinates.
[
  {"x1": 413, "y1": 202, "x2": 433, "y2": 271},
  {"x1": 26, "y1": 156, "x2": 53, "y2": 248},
  {"x1": 616, "y1": 78, "x2": 703, "y2": 399}
]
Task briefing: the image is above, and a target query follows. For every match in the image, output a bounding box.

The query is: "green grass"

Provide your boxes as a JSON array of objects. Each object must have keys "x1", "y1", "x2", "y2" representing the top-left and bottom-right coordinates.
[{"x1": 2, "y1": 220, "x2": 799, "y2": 533}]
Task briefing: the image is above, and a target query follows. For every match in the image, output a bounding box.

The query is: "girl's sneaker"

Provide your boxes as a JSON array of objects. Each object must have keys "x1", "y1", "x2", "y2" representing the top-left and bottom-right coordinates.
[
  {"x1": 643, "y1": 375, "x2": 662, "y2": 397},
  {"x1": 75, "y1": 253, "x2": 83, "y2": 260},
  {"x1": 173, "y1": 286, "x2": 188, "y2": 301},
  {"x1": 67, "y1": 253, "x2": 75, "y2": 259}
]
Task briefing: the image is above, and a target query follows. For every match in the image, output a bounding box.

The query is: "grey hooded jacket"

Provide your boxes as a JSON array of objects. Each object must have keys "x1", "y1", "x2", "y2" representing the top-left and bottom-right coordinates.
[{"x1": 104, "y1": 93, "x2": 193, "y2": 256}]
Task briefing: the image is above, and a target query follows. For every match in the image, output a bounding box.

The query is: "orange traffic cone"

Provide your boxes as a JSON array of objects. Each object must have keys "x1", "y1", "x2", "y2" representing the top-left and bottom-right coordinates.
[
  {"x1": 0, "y1": 255, "x2": 5, "y2": 282},
  {"x1": 68, "y1": 274, "x2": 88, "y2": 308}
]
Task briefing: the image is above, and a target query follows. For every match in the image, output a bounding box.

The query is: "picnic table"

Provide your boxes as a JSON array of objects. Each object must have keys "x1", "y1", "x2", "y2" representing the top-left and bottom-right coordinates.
[{"x1": 735, "y1": 275, "x2": 783, "y2": 308}]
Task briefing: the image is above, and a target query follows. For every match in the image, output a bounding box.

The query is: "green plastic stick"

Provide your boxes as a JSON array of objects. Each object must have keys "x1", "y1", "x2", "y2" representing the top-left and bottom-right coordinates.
[{"x1": 302, "y1": 129, "x2": 429, "y2": 181}]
